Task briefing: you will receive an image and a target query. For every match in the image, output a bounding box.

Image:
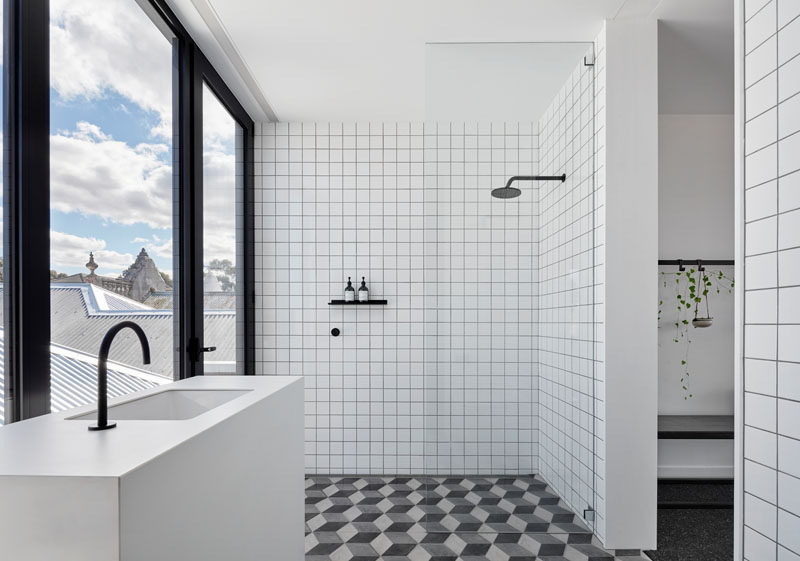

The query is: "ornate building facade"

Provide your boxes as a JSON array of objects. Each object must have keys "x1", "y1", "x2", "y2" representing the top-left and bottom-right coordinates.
[{"x1": 53, "y1": 249, "x2": 171, "y2": 302}]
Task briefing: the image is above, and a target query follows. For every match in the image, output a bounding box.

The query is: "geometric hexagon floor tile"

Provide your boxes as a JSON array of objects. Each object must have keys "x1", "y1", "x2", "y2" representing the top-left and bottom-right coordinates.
[{"x1": 305, "y1": 475, "x2": 650, "y2": 560}]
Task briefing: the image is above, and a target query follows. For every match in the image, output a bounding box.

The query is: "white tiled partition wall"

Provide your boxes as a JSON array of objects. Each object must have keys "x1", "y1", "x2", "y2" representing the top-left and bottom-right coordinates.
[
  {"x1": 254, "y1": 122, "x2": 540, "y2": 474},
  {"x1": 537, "y1": 46, "x2": 603, "y2": 532},
  {"x1": 742, "y1": 0, "x2": 800, "y2": 559}
]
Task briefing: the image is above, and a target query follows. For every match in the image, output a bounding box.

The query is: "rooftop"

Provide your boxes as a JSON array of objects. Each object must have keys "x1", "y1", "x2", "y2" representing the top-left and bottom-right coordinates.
[
  {"x1": 0, "y1": 330, "x2": 165, "y2": 425},
  {"x1": 0, "y1": 282, "x2": 236, "y2": 384}
]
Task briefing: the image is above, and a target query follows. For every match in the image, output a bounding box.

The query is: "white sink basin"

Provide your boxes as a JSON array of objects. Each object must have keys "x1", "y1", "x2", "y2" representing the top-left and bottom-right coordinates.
[{"x1": 69, "y1": 389, "x2": 250, "y2": 421}]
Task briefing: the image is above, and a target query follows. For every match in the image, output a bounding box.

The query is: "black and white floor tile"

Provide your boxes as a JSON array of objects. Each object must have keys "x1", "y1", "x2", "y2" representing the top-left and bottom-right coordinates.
[{"x1": 305, "y1": 475, "x2": 649, "y2": 560}]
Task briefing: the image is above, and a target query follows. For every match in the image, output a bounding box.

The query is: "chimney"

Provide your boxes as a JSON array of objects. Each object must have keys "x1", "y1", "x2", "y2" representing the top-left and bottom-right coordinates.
[{"x1": 85, "y1": 252, "x2": 98, "y2": 283}]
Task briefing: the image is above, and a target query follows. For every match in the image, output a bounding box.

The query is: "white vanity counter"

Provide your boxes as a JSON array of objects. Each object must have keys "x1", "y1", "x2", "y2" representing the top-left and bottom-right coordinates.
[{"x1": 0, "y1": 375, "x2": 304, "y2": 561}]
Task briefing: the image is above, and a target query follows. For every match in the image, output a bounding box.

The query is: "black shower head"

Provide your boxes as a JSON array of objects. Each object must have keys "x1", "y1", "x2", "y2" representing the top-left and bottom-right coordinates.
[
  {"x1": 491, "y1": 174, "x2": 567, "y2": 199},
  {"x1": 490, "y1": 185, "x2": 522, "y2": 199}
]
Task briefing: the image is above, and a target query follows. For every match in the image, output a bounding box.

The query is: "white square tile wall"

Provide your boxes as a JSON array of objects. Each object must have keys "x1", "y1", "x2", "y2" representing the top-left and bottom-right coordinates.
[
  {"x1": 536, "y1": 45, "x2": 604, "y2": 536},
  {"x1": 254, "y1": 121, "x2": 540, "y2": 475},
  {"x1": 743, "y1": 1, "x2": 800, "y2": 559},
  {"x1": 423, "y1": 122, "x2": 539, "y2": 476}
]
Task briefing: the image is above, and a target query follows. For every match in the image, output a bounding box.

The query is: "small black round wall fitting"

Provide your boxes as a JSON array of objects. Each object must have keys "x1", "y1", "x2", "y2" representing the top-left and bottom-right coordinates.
[{"x1": 331, "y1": 327, "x2": 340, "y2": 337}]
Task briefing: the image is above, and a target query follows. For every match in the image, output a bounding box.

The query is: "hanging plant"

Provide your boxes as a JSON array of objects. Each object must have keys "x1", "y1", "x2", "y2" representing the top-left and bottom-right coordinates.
[
  {"x1": 658, "y1": 266, "x2": 734, "y2": 399},
  {"x1": 690, "y1": 268, "x2": 714, "y2": 327}
]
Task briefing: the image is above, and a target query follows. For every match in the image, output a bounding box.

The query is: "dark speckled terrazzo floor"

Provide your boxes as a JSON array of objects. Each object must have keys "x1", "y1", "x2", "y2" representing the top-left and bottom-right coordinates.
[
  {"x1": 656, "y1": 480, "x2": 734, "y2": 507},
  {"x1": 644, "y1": 481, "x2": 733, "y2": 561}
]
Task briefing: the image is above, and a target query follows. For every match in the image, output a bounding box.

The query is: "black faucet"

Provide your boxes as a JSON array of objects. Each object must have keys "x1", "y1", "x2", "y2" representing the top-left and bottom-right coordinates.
[{"x1": 89, "y1": 321, "x2": 151, "y2": 431}]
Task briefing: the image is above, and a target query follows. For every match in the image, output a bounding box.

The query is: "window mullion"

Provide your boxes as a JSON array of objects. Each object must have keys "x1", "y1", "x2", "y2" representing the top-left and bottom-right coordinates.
[{"x1": 3, "y1": 0, "x2": 51, "y2": 422}]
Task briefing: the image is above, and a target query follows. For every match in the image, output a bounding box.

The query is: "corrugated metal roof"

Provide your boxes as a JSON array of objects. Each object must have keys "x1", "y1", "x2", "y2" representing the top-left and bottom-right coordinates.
[
  {"x1": 0, "y1": 284, "x2": 236, "y2": 379},
  {"x1": 0, "y1": 331, "x2": 165, "y2": 425},
  {"x1": 142, "y1": 291, "x2": 236, "y2": 311},
  {"x1": 100, "y1": 291, "x2": 153, "y2": 311}
]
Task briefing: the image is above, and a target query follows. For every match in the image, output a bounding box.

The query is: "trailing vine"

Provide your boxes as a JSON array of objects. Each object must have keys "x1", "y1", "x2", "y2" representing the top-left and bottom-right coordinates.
[{"x1": 658, "y1": 267, "x2": 734, "y2": 399}]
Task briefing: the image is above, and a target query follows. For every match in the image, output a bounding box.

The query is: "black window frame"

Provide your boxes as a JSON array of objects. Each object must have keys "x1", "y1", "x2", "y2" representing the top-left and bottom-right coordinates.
[
  {"x1": 190, "y1": 56, "x2": 256, "y2": 377},
  {"x1": 3, "y1": 0, "x2": 256, "y2": 422}
]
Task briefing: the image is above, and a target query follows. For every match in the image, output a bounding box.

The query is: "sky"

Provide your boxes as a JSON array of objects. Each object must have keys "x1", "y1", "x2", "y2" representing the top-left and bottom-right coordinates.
[{"x1": 0, "y1": 0, "x2": 239, "y2": 278}]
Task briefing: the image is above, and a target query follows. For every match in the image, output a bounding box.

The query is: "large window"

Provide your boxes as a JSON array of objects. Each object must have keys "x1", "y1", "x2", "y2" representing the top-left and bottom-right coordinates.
[
  {"x1": 49, "y1": 0, "x2": 177, "y2": 411},
  {"x1": 202, "y1": 84, "x2": 243, "y2": 375},
  {"x1": 2, "y1": 0, "x2": 254, "y2": 423}
]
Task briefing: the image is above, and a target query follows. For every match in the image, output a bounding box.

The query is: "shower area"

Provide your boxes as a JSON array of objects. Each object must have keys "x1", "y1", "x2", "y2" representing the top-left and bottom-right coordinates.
[{"x1": 255, "y1": 41, "x2": 605, "y2": 558}]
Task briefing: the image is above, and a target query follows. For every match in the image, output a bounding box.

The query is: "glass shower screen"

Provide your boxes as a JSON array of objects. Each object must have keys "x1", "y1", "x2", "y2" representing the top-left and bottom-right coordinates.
[{"x1": 420, "y1": 41, "x2": 599, "y2": 536}]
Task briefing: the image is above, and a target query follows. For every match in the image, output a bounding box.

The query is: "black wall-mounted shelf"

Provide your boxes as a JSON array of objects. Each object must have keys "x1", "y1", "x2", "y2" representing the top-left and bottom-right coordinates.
[
  {"x1": 657, "y1": 415, "x2": 734, "y2": 440},
  {"x1": 329, "y1": 300, "x2": 388, "y2": 305}
]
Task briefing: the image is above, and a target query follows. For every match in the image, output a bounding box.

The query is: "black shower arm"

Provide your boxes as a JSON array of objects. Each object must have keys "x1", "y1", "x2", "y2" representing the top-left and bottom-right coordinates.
[{"x1": 505, "y1": 174, "x2": 566, "y2": 188}]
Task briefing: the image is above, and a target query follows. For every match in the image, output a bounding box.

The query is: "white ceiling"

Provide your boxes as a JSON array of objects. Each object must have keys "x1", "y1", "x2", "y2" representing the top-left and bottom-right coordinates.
[{"x1": 196, "y1": 0, "x2": 734, "y2": 122}]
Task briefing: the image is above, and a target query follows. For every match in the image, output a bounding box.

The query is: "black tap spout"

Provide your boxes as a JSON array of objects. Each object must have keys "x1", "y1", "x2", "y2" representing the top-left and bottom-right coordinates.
[{"x1": 89, "y1": 321, "x2": 151, "y2": 431}]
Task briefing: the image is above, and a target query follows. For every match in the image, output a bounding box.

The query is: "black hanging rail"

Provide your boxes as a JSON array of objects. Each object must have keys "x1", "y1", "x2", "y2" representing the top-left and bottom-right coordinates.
[{"x1": 658, "y1": 259, "x2": 735, "y2": 271}]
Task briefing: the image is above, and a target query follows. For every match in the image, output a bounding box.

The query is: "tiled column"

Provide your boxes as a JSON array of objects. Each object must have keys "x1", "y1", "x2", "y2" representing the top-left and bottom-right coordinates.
[{"x1": 741, "y1": 0, "x2": 800, "y2": 559}]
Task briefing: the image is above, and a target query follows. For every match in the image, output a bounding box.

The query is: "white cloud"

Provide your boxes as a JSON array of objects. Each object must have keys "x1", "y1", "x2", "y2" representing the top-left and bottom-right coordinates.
[
  {"x1": 202, "y1": 148, "x2": 237, "y2": 265},
  {"x1": 150, "y1": 238, "x2": 173, "y2": 259},
  {"x1": 50, "y1": 0, "x2": 173, "y2": 138},
  {"x1": 51, "y1": 231, "x2": 135, "y2": 276},
  {"x1": 52, "y1": 120, "x2": 237, "y2": 265},
  {"x1": 46, "y1": 0, "x2": 243, "y2": 267},
  {"x1": 132, "y1": 235, "x2": 172, "y2": 259},
  {"x1": 203, "y1": 85, "x2": 239, "y2": 151},
  {"x1": 51, "y1": 122, "x2": 172, "y2": 229},
  {"x1": 0, "y1": 1, "x2": 243, "y2": 277},
  {"x1": 201, "y1": 89, "x2": 238, "y2": 265},
  {"x1": 50, "y1": 0, "x2": 241, "y2": 143}
]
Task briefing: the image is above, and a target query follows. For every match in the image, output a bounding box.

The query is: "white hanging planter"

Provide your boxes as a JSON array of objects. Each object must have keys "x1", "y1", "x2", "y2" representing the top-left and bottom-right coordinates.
[{"x1": 692, "y1": 317, "x2": 713, "y2": 328}]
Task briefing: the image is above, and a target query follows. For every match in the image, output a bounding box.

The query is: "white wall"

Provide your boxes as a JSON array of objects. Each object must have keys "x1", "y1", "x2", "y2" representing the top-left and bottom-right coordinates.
[
  {"x1": 657, "y1": 1, "x2": 737, "y2": 415},
  {"x1": 254, "y1": 121, "x2": 540, "y2": 474},
  {"x1": 658, "y1": 114, "x2": 735, "y2": 414},
  {"x1": 423, "y1": 122, "x2": 541, "y2": 475},
  {"x1": 659, "y1": 115, "x2": 735, "y2": 259},
  {"x1": 739, "y1": 0, "x2": 800, "y2": 559},
  {"x1": 601, "y1": 18, "x2": 659, "y2": 550}
]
